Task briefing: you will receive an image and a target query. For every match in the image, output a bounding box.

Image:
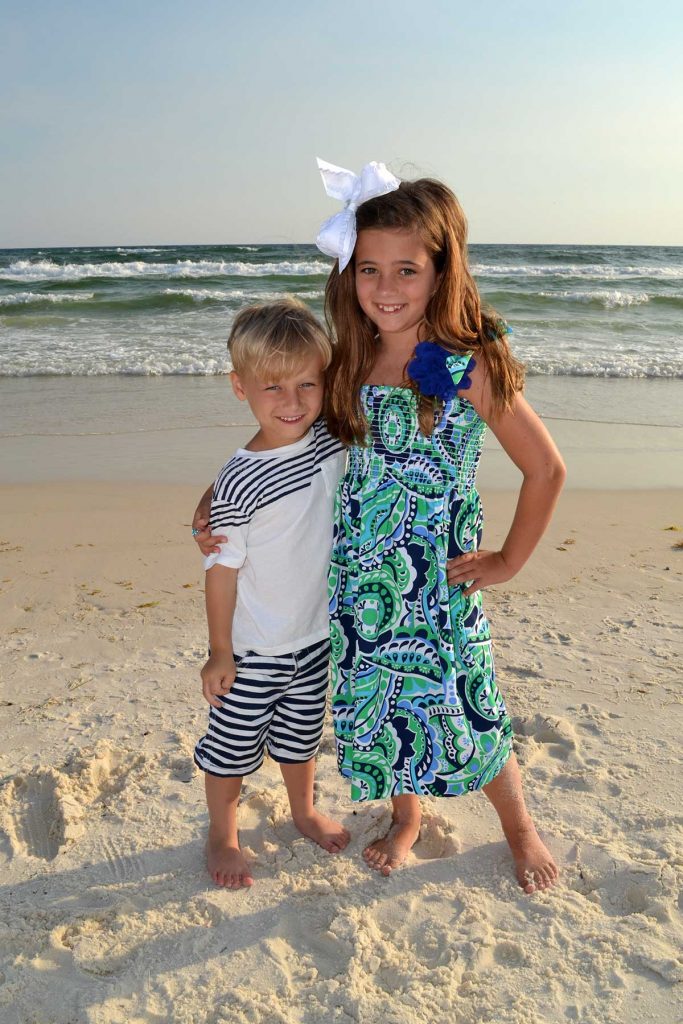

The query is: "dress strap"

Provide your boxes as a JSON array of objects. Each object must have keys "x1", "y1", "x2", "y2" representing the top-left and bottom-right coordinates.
[{"x1": 445, "y1": 351, "x2": 476, "y2": 392}]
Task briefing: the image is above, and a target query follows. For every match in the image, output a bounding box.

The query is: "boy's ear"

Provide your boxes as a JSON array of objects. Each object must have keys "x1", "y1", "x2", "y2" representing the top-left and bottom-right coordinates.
[{"x1": 230, "y1": 370, "x2": 247, "y2": 401}]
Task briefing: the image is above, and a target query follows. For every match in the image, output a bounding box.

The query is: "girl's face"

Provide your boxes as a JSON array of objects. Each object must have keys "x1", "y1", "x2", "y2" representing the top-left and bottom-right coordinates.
[{"x1": 354, "y1": 228, "x2": 439, "y2": 344}]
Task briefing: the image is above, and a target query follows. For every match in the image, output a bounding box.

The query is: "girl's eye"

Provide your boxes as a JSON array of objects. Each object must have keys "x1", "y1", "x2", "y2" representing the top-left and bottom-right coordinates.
[
  {"x1": 399, "y1": 268, "x2": 417, "y2": 276},
  {"x1": 358, "y1": 267, "x2": 377, "y2": 275},
  {"x1": 299, "y1": 382, "x2": 317, "y2": 389}
]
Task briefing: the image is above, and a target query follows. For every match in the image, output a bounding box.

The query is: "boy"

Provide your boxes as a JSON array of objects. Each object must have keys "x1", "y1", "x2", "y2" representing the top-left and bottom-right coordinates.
[{"x1": 194, "y1": 299, "x2": 349, "y2": 888}]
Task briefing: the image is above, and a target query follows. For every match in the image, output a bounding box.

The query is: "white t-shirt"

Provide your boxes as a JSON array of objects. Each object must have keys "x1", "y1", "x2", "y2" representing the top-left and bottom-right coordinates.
[{"x1": 204, "y1": 419, "x2": 346, "y2": 656}]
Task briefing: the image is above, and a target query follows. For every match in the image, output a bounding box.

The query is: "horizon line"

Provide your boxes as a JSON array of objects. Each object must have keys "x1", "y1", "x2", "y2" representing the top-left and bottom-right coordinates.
[{"x1": 1, "y1": 240, "x2": 682, "y2": 252}]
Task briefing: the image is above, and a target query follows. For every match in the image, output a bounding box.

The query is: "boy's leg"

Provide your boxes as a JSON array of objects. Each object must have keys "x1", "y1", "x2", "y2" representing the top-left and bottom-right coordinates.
[
  {"x1": 268, "y1": 639, "x2": 350, "y2": 854},
  {"x1": 196, "y1": 649, "x2": 285, "y2": 887},
  {"x1": 482, "y1": 752, "x2": 558, "y2": 894},
  {"x1": 363, "y1": 793, "x2": 422, "y2": 876},
  {"x1": 279, "y1": 757, "x2": 350, "y2": 854},
  {"x1": 204, "y1": 773, "x2": 253, "y2": 888}
]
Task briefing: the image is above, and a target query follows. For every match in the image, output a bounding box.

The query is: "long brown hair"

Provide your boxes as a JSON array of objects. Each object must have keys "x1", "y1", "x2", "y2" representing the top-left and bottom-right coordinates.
[{"x1": 324, "y1": 178, "x2": 525, "y2": 444}]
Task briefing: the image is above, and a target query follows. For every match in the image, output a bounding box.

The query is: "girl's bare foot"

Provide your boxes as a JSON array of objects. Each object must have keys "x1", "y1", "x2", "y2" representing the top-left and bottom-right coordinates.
[
  {"x1": 505, "y1": 821, "x2": 559, "y2": 894},
  {"x1": 293, "y1": 810, "x2": 351, "y2": 853},
  {"x1": 483, "y1": 754, "x2": 559, "y2": 895},
  {"x1": 206, "y1": 833, "x2": 254, "y2": 888},
  {"x1": 363, "y1": 817, "x2": 421, "y2": 876}
]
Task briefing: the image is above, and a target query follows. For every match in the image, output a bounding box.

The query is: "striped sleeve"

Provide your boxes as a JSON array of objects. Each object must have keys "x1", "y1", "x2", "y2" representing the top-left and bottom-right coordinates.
[{"x1": 204, "y1": 462, "x2": 255, "y2": 571}]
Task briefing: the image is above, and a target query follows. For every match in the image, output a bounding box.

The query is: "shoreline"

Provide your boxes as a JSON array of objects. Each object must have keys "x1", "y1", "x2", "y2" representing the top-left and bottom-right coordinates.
[{"x1": 1, "y1": 375, "x2": 682, "y2": 488}]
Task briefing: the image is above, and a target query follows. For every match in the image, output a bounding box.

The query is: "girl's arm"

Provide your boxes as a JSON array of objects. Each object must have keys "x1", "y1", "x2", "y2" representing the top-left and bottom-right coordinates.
[
  {"x1": 447, "y1": 362, "x2": 566, "y2": 596},
  {"x1": 192, "y1": 484, "x2": 226, "y2": 556},
  {"x1": 201, "y1": 565, "x2": 238, "y2": 707}
]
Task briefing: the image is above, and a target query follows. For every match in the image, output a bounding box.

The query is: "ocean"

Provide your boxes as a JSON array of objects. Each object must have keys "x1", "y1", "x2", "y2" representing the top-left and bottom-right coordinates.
[
  {"x1": 1, "y1": 243, "x2": 681, "y2": 486},
  {"x1": 1, "y1": 243, "x2": 681, "y2": 379}
]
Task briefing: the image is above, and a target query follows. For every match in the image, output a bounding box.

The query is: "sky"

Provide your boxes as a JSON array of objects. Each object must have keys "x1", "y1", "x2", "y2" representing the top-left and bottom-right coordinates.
[{"x1": 1, "y1": 0, "x2": 682, "y2": 247}]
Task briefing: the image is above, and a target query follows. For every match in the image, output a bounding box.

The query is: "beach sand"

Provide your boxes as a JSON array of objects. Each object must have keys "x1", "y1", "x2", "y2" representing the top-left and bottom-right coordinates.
[{"x1": 1, "y1": 479, "x2": 681, "y2": 1024}]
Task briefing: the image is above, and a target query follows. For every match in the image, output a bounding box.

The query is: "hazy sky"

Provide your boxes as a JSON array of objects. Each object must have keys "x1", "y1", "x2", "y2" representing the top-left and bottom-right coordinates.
[{"x1": 2, "y1": 0, "x2": 681, "y2": 246}]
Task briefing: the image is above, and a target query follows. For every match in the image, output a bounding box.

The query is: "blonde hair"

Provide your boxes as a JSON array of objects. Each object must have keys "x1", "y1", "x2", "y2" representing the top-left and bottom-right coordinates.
[
  {"x1": 324, "y1": 178, "x2": 525, "y2": 445},
  {"x1": 228, "y1": 298, "x2": 332, "y2": 380}
]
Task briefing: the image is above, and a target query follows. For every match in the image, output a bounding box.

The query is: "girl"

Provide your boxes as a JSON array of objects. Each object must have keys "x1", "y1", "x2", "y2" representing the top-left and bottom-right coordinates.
[{"x1": 195, "y1": 165, "x2": 565, "y2": 893}]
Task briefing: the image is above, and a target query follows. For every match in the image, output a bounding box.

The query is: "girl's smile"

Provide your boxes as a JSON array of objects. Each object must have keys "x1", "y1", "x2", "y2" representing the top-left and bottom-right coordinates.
[{"x1": 354, "y1": 228, "x2": 438, "y2": 346}]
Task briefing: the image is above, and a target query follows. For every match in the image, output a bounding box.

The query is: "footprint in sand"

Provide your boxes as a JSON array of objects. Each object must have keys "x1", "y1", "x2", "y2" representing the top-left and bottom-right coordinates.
[
  {"x1": 0, "y1": 743, "x2": 148, "y2": 861},
  {"x1": 161, "y1": 731, "x2": 198, "y2": 783},
  {"x1": 567, "y1": 844, "x2": 683, "y2": 984},
  {"x1": 492, "y1": 939, "x2": 526, "y2": 966},
  {"x1": 52, "y1": 898, "x2": 223, "y2": 979},
  {"x1": 554, "y1": 765, "x2": 621, "y2": 796},
  {"x1": 63, "y1": 742, "x2": 148, "y2": 807},
  {"x1": 54, "y1": 910, "x2": 130, "y2": 977},
  {"x1": 0, "y1": 769, "x2": 68, "y2": 861},
  {"x1": 414, "y1": 813, "x2": 462, "y2": 860},
  {"x1": 512, "y1": 713, "x2": 582, "y2": 768},
  {"x1": 569, "y1": 843, "x2": 678, "y2": 921}
]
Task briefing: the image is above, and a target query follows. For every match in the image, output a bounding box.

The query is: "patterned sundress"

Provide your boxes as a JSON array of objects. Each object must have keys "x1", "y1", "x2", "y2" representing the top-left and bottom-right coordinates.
[{"x1": 329, "y1": 352, "x2": 513, "y2": 801}]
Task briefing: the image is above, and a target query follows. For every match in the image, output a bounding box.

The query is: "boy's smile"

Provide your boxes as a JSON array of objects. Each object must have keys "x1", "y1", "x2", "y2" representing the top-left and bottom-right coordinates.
[{"x1": 230, "y1": 353, "x2": 325, "y2": 451}]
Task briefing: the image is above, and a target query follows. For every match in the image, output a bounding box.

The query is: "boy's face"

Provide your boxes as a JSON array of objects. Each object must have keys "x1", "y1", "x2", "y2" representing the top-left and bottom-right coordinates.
[{"x1": 231, "y1": 353, "x2": 325, "y2": 449}]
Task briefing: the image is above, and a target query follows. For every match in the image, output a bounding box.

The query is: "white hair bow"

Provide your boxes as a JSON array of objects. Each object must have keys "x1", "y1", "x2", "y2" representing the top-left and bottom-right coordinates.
[{"x1": 315, "y1": 158, "x2": 401, "y2": 272}]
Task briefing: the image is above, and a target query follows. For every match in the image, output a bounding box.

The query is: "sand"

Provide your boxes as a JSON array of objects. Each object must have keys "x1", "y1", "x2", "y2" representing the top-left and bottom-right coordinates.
[{"x1": 0, "y1": 483, "x2": 681, "y2": 1024}]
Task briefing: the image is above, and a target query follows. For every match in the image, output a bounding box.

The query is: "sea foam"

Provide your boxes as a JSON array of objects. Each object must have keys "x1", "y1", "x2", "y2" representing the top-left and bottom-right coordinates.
[
  {"x1": 1, "y1": 258, "x2": 330, "y2": 284},
  {"x1": 0, "y1": 291, "x2": 96, "y2": 307}
]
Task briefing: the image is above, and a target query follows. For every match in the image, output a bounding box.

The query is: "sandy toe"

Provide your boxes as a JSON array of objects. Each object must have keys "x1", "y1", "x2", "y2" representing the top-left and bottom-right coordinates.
[
  {"x1": 363, "y1": 819, "x2": 421, "y2": 876},
  {"x1": 508, "y1": 824, "x2": 559, "y2": 894},
  {"x1": 294, "y1": 811, "x2": 351, "y2": 854},
  {"x1": 206, "y1": 837, "x2": 254, "y2": 888}
]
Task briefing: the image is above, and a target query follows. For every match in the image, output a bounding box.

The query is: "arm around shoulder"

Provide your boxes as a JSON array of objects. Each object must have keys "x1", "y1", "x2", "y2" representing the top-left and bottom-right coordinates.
[{"x1": 192, "y1": 483, "x2": 227, "y2": 556}]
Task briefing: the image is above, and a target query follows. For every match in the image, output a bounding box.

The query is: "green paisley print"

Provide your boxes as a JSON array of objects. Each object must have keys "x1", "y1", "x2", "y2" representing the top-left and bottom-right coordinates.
[{"x1": 329, "y1": 351, "x2": 513, "y2": 801}]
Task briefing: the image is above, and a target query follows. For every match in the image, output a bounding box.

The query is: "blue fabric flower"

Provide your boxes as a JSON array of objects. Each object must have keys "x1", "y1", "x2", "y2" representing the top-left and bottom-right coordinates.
[{"x1": 408, "y1": 342, "x2": 474, "y2": 402}]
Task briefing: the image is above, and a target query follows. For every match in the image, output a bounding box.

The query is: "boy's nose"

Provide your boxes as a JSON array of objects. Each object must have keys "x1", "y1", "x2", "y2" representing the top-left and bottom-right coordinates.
[{"x1": 282, "y1": 390, "x2": 305, "y2": 409}]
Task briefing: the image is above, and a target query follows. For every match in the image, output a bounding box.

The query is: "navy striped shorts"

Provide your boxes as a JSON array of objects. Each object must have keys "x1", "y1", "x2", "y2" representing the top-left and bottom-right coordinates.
[{"x1": 194, "y1": 638, "x2": 330, "y2": 777}]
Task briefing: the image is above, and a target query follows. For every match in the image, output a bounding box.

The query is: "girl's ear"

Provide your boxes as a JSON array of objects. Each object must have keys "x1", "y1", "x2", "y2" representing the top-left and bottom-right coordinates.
[{"x1": 230, "y1": 370, "x2": 247, "y2": 401}]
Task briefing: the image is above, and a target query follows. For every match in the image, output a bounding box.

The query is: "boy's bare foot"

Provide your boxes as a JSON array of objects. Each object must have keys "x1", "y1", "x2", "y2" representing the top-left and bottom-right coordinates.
[
  {"x1": 206, "y1": 834, "x2": 254, "y2": 888},
  {"x1": 293, "y1": 810, "x2": 351, "y2": 854},
  {"x1": 363, "y1": 817, "x2": 421, "y2": 876},
  {"x1": 505, "y1": 821, "x2": 558, "y2": 894}
]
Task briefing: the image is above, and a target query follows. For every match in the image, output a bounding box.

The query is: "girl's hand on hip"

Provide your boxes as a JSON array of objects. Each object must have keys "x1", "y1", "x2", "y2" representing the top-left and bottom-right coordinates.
[
  {"x1": 192, "y1": 485, "x2": 224, "y2": 555},
  {"x1": 201, "y1": 652, "x2": 237, "y2": 708},
  {"x1": 192, "y1": 516, "x2": 227, "y2": 557},
  {"x1": 447, "y1": 549, "x2": 515, "y2": 596}
]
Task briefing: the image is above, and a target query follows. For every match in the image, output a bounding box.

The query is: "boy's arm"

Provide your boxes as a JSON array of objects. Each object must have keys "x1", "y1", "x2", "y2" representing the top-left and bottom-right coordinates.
[
  {"x1": 201, "y1": 565, "x2": 238, "y2": 708},
  {"x1": 192, "y1": 484, "x2": 226, "y2": 556}
]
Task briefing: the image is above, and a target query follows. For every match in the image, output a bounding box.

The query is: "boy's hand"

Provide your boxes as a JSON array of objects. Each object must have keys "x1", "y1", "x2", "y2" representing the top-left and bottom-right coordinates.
[
  {"x1": 201, "y1": 651, "x2": 237, "y2": 707},
  {"x1": 446, "y1": 549, "x2": 515, "y2": 596}
]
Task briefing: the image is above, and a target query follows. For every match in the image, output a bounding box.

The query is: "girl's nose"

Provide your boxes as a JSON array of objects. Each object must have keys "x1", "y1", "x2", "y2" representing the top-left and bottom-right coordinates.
[{"x1": 375, "y1": 272, "x2": 395, "y2": 295}]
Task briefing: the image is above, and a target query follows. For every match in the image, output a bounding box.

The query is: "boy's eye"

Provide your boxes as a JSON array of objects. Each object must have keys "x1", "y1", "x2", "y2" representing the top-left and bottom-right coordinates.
[{"x1": 264, "y1": 384, "x2": 281, "y2": 392}]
